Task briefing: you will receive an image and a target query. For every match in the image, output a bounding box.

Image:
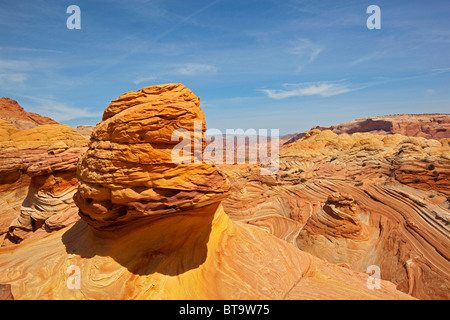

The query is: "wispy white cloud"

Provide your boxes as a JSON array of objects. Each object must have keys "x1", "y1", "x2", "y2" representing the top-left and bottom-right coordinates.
[
  {"x1": 288, "y1": 39, "x2": 323, "y2": 62},
  {"x1": 0, "y1": 58, "x2": 31, "y2": 71},
  {"x1": 0, "y1": 59, "x2": 30, "y2": 88},
  {"x1": 261, "y1": 81, "x2": 353, "y2": 100},
  {"x1": 41, "y1": 104, "x2": 101, "y2": 122},
  {"x1": 287, "y1": 39, "x2": 323, "y2": 71},
  {"x1": 20, "y1": 96, "x2": 101, "y2": 122},
  {"x1": 0, "y1": 58, "x2": 55, "y2": 87},
  {"x1": 172, "y1": 63, "x2": 218, "y2": 76},
  {"x1": 133, "y1": 76, "x2": 157, "y2": 85},
  {"x1": 431, "y1": 67, "x2": 450, "y2": 74},
  {"x1": 0, "y1": 46, "x2": 64, "y2": 54},
  {"x1": 0, "y1": 73, "x2": 28, "y2": 84},
  {"x1": 261, "y1": 66, "x2": 450, "y2": 101},
  {"x1": 350, "y1": 51, "x2": 386, "y2": 66}
]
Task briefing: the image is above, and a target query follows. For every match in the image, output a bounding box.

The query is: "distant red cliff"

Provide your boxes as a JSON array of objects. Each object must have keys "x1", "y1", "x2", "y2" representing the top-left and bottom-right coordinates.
[
  {"x1": 0, "y1": 97, "x2": 58, "y2": 130},
  {"x1": 284, "y1": 114, "x2": 450, "y2": 145}
]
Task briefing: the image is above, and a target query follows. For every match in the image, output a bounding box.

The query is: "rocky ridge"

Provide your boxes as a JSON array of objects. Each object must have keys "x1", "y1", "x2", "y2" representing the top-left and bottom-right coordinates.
[
  {"x1": 284, "y1": 114, "x2": 450, "y2": 145},
  {"x1": 0, "y1": 97, "x2": 58, "y2": 130}
]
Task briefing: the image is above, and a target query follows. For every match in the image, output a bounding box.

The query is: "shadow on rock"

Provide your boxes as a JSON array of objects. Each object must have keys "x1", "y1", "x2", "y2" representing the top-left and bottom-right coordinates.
[{"x1": 61, "y1": 203, "x2": 219, "y2": 277}]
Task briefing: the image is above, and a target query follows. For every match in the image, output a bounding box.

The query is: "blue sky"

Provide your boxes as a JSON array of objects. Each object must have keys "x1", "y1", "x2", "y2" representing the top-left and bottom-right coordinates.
[{"x1": 0, "y1": 0, "x2": 449, "y2": 135}]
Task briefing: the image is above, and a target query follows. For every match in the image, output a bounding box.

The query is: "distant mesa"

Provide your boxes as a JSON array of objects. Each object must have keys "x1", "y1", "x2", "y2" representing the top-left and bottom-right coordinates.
[
  {"x1": 283, "y1": 114, "x2": 450, "y2": 145},
  {"x1": 0, "y1": 97, "x2": 58, "y2": 131}
]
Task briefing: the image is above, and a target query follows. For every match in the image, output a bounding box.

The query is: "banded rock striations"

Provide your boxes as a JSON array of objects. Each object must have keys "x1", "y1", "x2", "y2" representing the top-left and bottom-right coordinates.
[
  {"x1": 281, "y1": 129, "x2": 450, "y2": 194},
  {"x1": 0, "y1": 84, "x2": 413, "y2": 300},
  {"x1": 74, "y1": 83, "x2": 230, "y2": 229},
  {"x1": 284, "y1": 114, "x2": 450, "y2": 145},
  {"x1": 222, "y1": 129, "x2": 450, "y2": 299},
  {"x1": 0, "y1": 122, "x2": 87, "y2": 245}
]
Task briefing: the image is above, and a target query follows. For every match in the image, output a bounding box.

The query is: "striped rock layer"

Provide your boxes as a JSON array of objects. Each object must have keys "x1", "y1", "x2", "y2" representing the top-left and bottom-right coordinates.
[
  {"x1": 74, "y1": 83, "x2": 230, "y2": 229},
  {"x1": 0, "y1": 121, "x2": 87, "y2": 245}
]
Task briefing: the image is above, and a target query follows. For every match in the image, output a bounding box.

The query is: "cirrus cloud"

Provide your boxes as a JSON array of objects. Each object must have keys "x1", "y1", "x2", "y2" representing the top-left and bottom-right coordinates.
[
  {"x1": 260, "y1": 81, "x2": 354, "y2": 100},
  {"x1": 171, "y1": 63, "x2": 218, "y2": 76}
]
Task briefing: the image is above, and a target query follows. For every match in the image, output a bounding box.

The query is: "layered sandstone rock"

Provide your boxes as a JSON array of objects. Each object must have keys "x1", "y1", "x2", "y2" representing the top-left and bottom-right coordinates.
[
  {"x1": 222, "y1": 129, "x2": 450, "y2": 299},
  {"x1": 300, "y1": 192, "x2": 370, "y2": 241},
  {"x1": 0, "y1": 119, "x2": 18, "y2": 140},
  {"x1": 284, "y1": 114, "x2": 450, "y2": 145},
  {"x1": 74, "y1": 83, "x2": 230, "y2": 229},
  {"x1": 76, "y1": 125, "x2": 95, "y2": 140},
  {"x1": 0, "y1": 84, "x2": 413, "y2": 300},
  {"x1": 0, "y1": 201, "x2": 414, "y2": 300},
  {"x1": 0, "y1": 97, "x2": 58, "y2": 130},
  {"x1": 0, "y1": 123, "x2": 87, "y2": 245},
  {"x1": 280, "y1": 129, "x2": 450, "y2": 195}
]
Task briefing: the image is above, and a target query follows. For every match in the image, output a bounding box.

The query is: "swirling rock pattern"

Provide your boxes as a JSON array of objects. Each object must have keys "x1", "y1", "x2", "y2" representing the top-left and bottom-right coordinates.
[
  {"x1": 301, "y1": 192, "x2": 370, "y2": 241},
  {"x1": 0, "y1": 85, "x2": 413, "y2": 300},
  {"x1": 0, "y1": 203, "x2": 413, "y2": 299},
  {"x1": 222, "y1": 129, "x2": 450, "y2": 299}
]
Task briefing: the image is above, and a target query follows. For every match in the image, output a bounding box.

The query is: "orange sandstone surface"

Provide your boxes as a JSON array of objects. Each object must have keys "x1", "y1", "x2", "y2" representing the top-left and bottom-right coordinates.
[
  {"x1": 222, "y1": 129, "x2": 450, "y2": 299},
  {"x1": 0, "y1": 120, "x2": 87, "y2": 245},
  {"x1": 0, "y1": 97, "x2": 58, "y2": 131},
  {"x1": 0, "y1": 84, "x2": 413, "y2": 300}
]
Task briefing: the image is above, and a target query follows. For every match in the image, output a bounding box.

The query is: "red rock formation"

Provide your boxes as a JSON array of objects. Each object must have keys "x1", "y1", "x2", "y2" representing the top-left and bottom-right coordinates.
[
  {"x1": 222, "y1": 129, "x2": 450, "y2": 299},
  {"x1": 0, "y1": 123, "x2": 87, "y2": 245},
  {"x1": 284, "y1": 114, "x2": 450, "y2": 145},
  {"x1": 0, "y1": 97, "x2": 58, "y2": 130}
]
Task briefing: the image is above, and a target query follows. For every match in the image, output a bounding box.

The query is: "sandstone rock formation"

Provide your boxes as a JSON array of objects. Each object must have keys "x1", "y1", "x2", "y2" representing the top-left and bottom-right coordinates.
[
  {"x1": 301, "y1": 192, "x2": 370, "y2": 241},
  {"x1": 0, "y1": 97, "x2": 58, "y2": 130},
  {"x1": 76, "y1": 125, "x2": 95, "y2": 140},
  {"x1": 0, "y1": 123, "x2": 87, "y2": 245},
  {"x1": 222, "y1": 129, "x2": 450, "y2": 299},
  {"x1": 281, "y1": 129, "x2": 449, "y2": 195},
  {"x1": 0, "y1": 84, "x2": 413, "y2": 300},
  {"x1": 0, "y1": 202, "x2": 414, "y2": 300},
  {"x1": 74, "y1": 83, "x2": 230, "y2": 229},
  {"x1": 284, "y1": 114, "x2": 450, "y2": 145}
]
